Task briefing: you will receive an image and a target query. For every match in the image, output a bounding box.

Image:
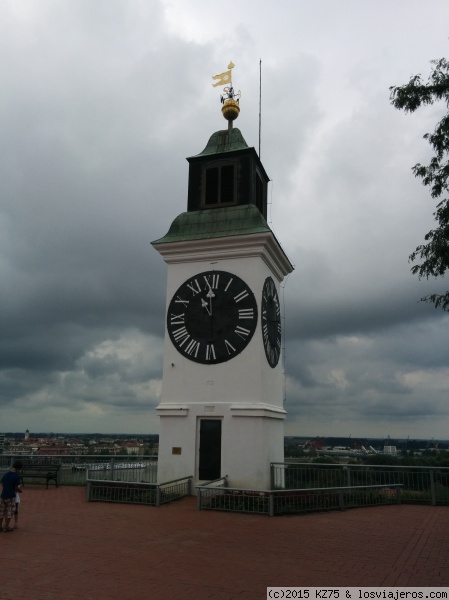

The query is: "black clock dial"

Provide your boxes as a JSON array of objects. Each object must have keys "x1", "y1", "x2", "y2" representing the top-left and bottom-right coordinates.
[
  {"x1": 261, "y1": 276, "x2": 281, "y2": 368},
  {"x1": 167, "y1": 270, "x2": 258, "y2": 364}
]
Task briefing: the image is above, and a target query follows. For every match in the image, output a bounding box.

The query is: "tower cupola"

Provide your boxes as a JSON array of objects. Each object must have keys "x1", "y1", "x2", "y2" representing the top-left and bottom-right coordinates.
[{"x1": 185, "y1": 62, "x2": 269, "y2": 219}]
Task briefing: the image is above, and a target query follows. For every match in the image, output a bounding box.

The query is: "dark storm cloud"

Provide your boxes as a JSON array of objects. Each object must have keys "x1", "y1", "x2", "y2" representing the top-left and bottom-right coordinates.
[
  {"x1": 0, "y1": 1, "x2": 188, "y2": 430},
  {"x1": 286, "y1": 279, "x2": 446, "y2": 340},
  {"x1": 283, "y1": 312, "x2": 449, "y2": 437},
  {"x1": 0, "y1": 369, "x2": 61, "y2": 403},
  {"x1": 1, "y1": 0, "x2": 448, "y2": 435}
]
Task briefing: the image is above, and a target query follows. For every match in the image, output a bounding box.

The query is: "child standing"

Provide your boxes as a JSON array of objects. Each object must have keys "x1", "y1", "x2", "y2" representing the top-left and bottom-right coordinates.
[{"x1": 0, "y1": 460, "x2": 22, "y2": 532}]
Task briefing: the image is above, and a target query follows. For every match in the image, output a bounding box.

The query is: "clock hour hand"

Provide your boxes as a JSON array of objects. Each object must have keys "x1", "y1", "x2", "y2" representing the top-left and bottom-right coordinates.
[{"x1": 201, "y1": 297, "x2": 211, "y2": 316}]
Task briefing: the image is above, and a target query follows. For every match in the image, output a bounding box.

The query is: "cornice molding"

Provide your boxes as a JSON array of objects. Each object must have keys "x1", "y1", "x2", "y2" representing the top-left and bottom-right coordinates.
[{"x1": 153, "y1": 231, "x2": 293, "y2": 280}]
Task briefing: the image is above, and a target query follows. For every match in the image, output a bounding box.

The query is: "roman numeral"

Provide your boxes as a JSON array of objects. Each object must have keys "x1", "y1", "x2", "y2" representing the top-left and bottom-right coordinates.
[
  {"x1": 205, "y1": 344, "x2": 216, "y2": 361},
  {"x1": 274, "y1": 299, "x2": 280, "y2": 316},
  {"x1": 235, "y1": 326, "x2": 251, "y2": 340},
  {"x1": 174, "y1": 296, "x2": 189, "y2": 307},
  {"x1": 224, "y1": 340, "x2": 236, "y2": 355},
  {"x1": 172, "y1": 326, "x2": 190, "y2": 347},
  {"x1": 239, "y1": 308, "x2": 254, "y2": 320},
  {"x1": 204, "y1": 273, "x2": 220, "y2": 289},
  {"x1": 186, "y1": 279, "x2": 202, "y2": 296},
  {"x1": 185, "y1": 339, "x2": 200, "y2": 358},
  {"x1": 262, "y1": 324, "x2": 269, "y2": 343},
  {"x1": 224, "y1": 277, "x2": 233, "y2": 292},
  {"x1": 169, "y1": 313, "x2": 185, "y2": 326},
  {"x1": 234, "y1": 289, "x2": 249, "y2": 303}
]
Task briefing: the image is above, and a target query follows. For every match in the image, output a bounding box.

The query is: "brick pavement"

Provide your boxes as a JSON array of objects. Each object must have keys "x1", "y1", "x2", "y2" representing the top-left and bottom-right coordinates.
[{"x1": 1, "y1": 486, "x2": 448, "y2": 600}]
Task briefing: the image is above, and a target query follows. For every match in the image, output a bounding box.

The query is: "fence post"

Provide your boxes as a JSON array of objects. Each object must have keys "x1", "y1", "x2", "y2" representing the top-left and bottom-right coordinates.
[
  {"x1": 86, "y1": 481, "x2": 91, "y2": 501},
  {"x1": 430, "y1": 471, "x2": 436, "y2": 506},
  {"x1": 269, "y1": 492, "x2": 274, "y2": 517},
  {"x1": 345, "y1": 465, "x2": 351, "y2": 487},
  {"x1": 396, "y1": 486, "x2": 401, "y2": 504},
  {"x1": 187, "y1": 477, "x2": 192, "y2": 496},
  {"x1": 196, "y1": 488, "x2": 202, "y2": 511},
  {"x1": 156, "y1": 485, "x2": 161, "y2": 507},
  {"x1": 270, "y1": 463, "x2": 274, "y2": 489},
  {"x1": 339, "y1": 490, "x2": 344, "y2": 510}
]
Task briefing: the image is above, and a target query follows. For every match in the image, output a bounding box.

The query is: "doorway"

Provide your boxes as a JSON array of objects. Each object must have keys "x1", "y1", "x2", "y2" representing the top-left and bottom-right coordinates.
[{"x1": 198, "y1": 419, "x2": 222, "y2": 480}]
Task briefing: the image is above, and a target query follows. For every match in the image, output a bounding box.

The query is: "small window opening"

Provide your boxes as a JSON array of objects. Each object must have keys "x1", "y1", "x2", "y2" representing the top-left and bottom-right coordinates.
[{"x1": 203, "y1": 162, "x2": 236, "y2": 207}]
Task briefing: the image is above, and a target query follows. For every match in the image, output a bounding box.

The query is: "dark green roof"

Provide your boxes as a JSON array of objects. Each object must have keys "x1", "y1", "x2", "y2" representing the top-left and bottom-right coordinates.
[
  {"x1": 152, "y1": 205, "x2": 271, "y2": 244},
  {"x1": 192, "y1": 128, "x2": 249, "y2": 157}
]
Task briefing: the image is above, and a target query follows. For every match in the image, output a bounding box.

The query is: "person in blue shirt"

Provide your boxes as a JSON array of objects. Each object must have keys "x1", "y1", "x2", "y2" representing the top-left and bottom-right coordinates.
[{"x1": 1, "y1": 461, "x2": 23, "y2": 532}]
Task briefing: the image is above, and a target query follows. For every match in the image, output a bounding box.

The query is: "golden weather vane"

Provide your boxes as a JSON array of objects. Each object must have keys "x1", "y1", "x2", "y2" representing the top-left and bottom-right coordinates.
[{"x1": 212, "y1": 61, "x2": 241, "y2": 128}]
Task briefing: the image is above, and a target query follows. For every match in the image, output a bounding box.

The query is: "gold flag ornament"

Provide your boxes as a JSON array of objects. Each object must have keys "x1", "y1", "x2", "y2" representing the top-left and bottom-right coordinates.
[{"x1": 212, "y1": 69, "x2": 232, "y2": 87}]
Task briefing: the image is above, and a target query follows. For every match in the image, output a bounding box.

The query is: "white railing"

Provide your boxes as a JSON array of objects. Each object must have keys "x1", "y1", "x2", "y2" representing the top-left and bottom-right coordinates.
[
  {"x1": 2, "y1": 454, "x2": 158, "y2": 486},
  {"x1": 87, "y1": 475, "x2": 192, "y2": 506}
]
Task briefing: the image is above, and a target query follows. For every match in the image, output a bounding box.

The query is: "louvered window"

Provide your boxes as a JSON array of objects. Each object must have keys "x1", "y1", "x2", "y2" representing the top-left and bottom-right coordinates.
[
  {"x1": 203, "y1": 161, "x2": 236, "y2": 207},
  {"x1": 255, "y1": 170, "x2": 264, "y2": 215}
]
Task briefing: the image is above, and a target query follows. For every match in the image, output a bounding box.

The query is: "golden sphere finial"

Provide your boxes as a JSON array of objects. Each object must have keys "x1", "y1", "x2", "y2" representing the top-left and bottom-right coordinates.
[{"x1": 222, "y1": 99, "x2": 240, "y2": 121}]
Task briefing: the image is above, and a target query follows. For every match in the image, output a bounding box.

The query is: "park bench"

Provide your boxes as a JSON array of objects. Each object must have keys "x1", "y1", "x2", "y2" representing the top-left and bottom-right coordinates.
[{"x1": 20, "y1": 462, "x2": 61, "y2": 488}]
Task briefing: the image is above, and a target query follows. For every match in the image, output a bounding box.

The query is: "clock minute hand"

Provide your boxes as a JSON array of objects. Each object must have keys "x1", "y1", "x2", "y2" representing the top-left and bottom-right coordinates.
[{"x1": 206, "y1": 288, "x2": 215, "y2": 316}]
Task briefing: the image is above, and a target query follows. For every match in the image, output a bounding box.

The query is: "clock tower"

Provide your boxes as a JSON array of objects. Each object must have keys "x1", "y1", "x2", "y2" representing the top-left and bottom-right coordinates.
[{"x1": 152, "y1": 64, "x2": 293, "y2": 489}]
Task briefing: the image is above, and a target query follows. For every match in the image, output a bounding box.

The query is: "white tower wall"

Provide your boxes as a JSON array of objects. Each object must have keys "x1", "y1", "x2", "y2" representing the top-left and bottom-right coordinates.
[{"x1": 154, "y1": 232, "x2": 292, "y2": 490}]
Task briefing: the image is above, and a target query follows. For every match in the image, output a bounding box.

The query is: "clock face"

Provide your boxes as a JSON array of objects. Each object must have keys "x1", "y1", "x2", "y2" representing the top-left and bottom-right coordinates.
[
  {"x1": 167, "y1": 270, "x2": 258, "y2": 364},
  {"x1": 261, "y1": 276, "x2": 281, "y2": 368}
]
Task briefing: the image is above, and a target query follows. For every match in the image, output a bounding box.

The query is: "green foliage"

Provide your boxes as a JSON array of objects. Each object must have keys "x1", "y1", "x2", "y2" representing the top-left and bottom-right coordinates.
[
  {"x1": 363, "y1": 451, "x2": 449, "y2": 468},
  {"x1": 311, "y1": 455, "x2": 339, "y2": 464},
  {"x1": 364, "y1": 454, "x2": 401, "y2": 466},
  {"x1": 390, "y1": 57, "x2": 449, "y2": 310}
]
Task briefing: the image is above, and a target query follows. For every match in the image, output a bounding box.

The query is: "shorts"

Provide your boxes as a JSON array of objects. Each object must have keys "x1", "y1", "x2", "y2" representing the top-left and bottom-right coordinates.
[{"x1": 0, "y1": 497, "x2": 15, "y2": 519}]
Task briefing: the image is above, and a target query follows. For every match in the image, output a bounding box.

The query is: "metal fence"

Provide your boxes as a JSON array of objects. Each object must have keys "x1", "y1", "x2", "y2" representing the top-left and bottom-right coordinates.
[
  {"x1": 87, "y1": 475, "x2": 192, "y2": 507},
  {"x1": 197, "y1": 482, "x2": 402, "y2": 516},
  {"x1": 271, "y1": 462, "x2": 449, "y2": 505},
  {"x1": 1, "y1": 455, "x2": 158, "y2": 486},
  {"x1": 4, "y1": 455, "x2": 449, "y2": 514},
  {"x1": 195, "y1": 476, "x2": 227, "y2": 510}
]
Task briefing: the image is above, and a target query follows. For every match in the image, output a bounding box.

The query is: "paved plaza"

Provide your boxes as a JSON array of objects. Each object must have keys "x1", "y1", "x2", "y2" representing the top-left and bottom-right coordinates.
[{"x1": 1, "y1": 486, "x2": 448, "y2": 599}]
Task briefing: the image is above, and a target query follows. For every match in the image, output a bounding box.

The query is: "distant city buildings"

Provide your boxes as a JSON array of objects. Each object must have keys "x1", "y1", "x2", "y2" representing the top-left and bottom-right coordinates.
[
  {"x1": 1, "y1": 432, "x2": 446, "y2": 460},
  {"x1": 0, "y1": 431, "x2": 158, "y2": 456}
]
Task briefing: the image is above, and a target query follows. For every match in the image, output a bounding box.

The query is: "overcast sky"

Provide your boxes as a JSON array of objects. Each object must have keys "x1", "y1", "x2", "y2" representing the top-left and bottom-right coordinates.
[{"x1": 1, "y1": 0, "x2": 449, "y2": 438}]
